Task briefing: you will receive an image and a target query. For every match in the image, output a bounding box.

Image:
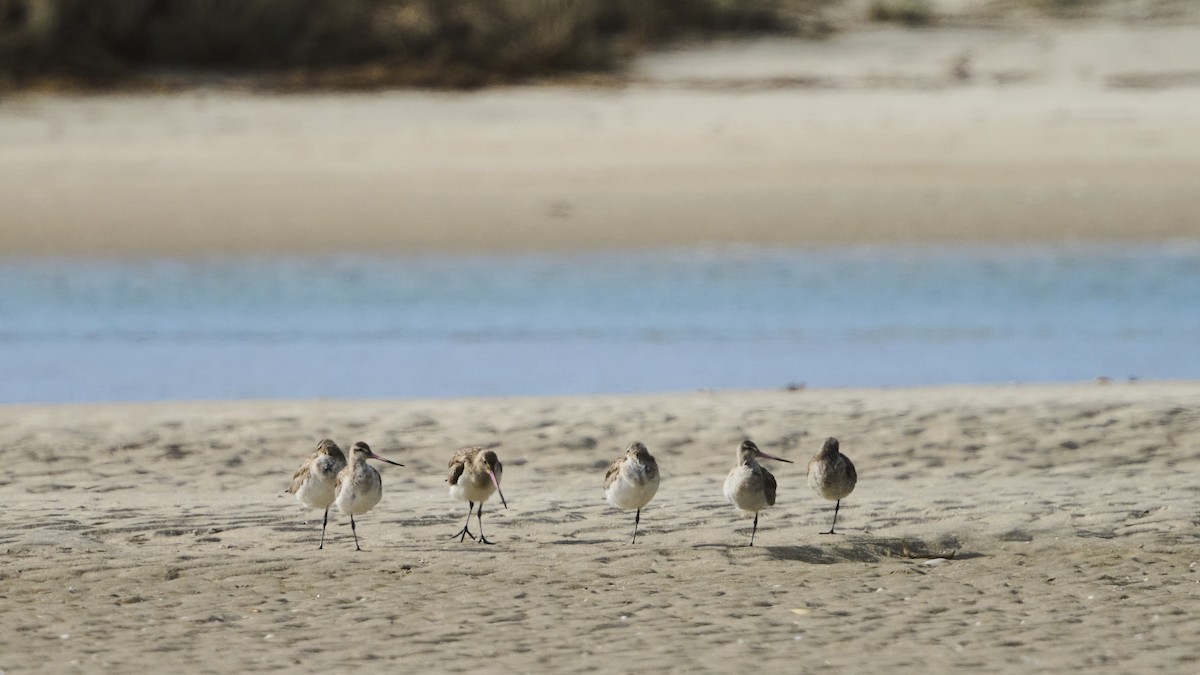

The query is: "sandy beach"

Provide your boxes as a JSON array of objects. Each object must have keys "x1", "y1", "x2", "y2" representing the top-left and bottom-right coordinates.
[
  {"x1": 1, "y1": 382, "x2": 1198, "y2": 672},
  {"x1": 3, "y1": 22, "x2": 1200, "y2": 256},
  {"x1": 3, "y1": 8, "x2": 1200, "y2": 672}
]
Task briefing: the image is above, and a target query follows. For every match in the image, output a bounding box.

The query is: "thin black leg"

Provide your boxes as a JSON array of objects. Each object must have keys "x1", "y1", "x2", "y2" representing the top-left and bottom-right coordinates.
[
  {"x1": 478, "y1": 502, "x2": 496, "y2": 545},
  {"x1": 351, "y1": 515, "x2": 361, "y2": 551},
  {"x1": 319, "y1": 507, "x2": 329, "y2": 550},
  {"x1": 750, "y1": 512, "x2": 759, "y2": 547},
  {"x1": 631, "y1": 508, "x2": 641, "y2": 544},
  {"x1": 821, "y1": 500, "x2": 841, "y2": 535},
  {"x1": 452, "y1": 502, "x2": 476, "y2": 542}
]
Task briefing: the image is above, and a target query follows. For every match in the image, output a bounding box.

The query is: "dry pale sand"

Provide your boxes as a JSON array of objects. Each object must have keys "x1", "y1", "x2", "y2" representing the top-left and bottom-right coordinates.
[
  {"x1": 1, "y1": 382, "x2": 1198, "y2": 673},
  {"x1": 3, "y1": 23, "x2": 1200, "y2": 256}
]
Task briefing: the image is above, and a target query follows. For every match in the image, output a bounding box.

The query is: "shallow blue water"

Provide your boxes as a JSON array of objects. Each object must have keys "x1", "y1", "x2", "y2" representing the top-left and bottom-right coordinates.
[{"x1": 1, "y1": 244, "x2": 1198, "y2": 403}]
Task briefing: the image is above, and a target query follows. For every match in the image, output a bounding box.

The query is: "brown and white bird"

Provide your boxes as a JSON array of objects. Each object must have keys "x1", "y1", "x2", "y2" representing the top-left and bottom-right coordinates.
[
  {"x1": 808, "y1": 437, "x2": 856, "y2": 534},
  {"x1": 333, "y1": 441, "x2": 404, "y2": 551},
  {"x1": 286, "y1": 439, "x2": 348, "y2": 549},
  {"x1": 724, "y1": 439, "x2": 792, "y2": 546},
  {"x1": 604, "y1": 441, "x2": 660, "y2": 544},
  {"x1": 448, "y1": 447, "x2": 508, "y2": 545}
]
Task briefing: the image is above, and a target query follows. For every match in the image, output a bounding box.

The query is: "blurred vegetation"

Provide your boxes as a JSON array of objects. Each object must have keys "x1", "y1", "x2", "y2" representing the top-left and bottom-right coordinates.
[
  {"x1": 867, "y1": 0, "x2": 934, "y2": 25},
  {"x1": 980, "y1": 0, "x2": 1196, "y2": 20},
  {"x1": 4, "y1": 0, "x2": 1191, "y2": 90},
  {"x1": 0, "y1": 0, "x2": 839, "y2": 90}
]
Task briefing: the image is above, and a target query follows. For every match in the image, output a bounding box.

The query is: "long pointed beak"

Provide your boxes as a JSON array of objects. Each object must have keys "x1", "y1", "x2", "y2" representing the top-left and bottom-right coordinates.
[
  {"x1": 758, "y1": 451, "x2": 793, "y2": 463},
  {"x1": 488, "y1": 469, "x2": 508, "y2": 509},
  {"x1": 370, "y1": 452, "x2": 404, "y2": 467}
]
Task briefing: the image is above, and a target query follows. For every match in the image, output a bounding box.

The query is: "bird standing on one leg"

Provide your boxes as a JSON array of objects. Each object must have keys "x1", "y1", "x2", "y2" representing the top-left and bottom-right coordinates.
[
  {"x1": 333, "y1": 441, "x2": 404, "y2": 551},
  {"x1": 286, "y1": 439, "x2": 347, "y2": 550},
  {"x1": 808, "y1": 437, "x2": 856, "y2": 535},
  {"x1": 448, "y1": 447, "x2": 508, "y2": 545},
  {"x1": 604, "y1": 441, "x2": 660, "y2": 544},
  {"x1": 723, "y1": 439, "x2": 792, "y2": 546}
]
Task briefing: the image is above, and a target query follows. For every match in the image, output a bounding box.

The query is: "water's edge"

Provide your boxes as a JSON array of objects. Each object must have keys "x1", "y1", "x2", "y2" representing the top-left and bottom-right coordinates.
[{"x1": 2, "y1": 244, "x2": 1197, "y2": 403}]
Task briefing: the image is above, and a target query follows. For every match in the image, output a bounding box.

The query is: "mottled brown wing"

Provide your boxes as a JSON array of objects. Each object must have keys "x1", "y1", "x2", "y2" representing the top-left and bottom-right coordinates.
[
  {"x1": 762, "y1": 468, "x2": 778, "y2": 506},
  {"x1": 448, "y1": 447, "x2": 478, "y2": 485},
  {"x1": 447, "y1": 460, "x2": 465, "y2": 486},
  {"x1": 603, "y1": 457, "x2": 622, "y2": 490},
  {"x1": 843, "y1": 456, "x2": 857, "y2": 487},
  {"x1": 286, "y1": 457, "x2": 312, "y2": 494}
]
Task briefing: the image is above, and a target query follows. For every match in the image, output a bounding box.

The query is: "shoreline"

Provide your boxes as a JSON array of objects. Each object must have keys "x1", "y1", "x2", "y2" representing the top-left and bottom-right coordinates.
[
  {"x1": 3, "y1": 237, "x2": 1200, "y2": 262},
  {"x1": 0, "y1": 377, "x2": 1192, "y2": 409}
]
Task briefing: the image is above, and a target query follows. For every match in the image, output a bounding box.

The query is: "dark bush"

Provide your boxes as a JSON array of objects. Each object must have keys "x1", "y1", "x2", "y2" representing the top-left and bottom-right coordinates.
[{"x1": 0, "y1": 0, "x2": 836, "y2": 90}]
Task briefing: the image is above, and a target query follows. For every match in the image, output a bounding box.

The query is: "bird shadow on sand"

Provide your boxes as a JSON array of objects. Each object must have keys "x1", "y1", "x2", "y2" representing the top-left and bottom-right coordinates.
[
  {"x1": 763, "y1": 544, "x2": 876, "y2": 564},
  {"x1": 764, "y1": 535, "x2": 982, "y2": 564},
  {"x1": 692, "y1": 542, "x2": 743, "y2": 551}
]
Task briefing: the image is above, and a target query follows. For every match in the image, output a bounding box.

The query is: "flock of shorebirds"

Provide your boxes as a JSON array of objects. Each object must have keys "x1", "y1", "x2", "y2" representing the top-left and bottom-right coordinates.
[{"x1": 286, "y1": 436, "x2": 856, "y2": 550}]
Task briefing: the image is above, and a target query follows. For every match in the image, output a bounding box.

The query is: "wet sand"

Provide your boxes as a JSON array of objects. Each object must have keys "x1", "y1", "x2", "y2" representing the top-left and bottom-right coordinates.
[{"x1": 2, "y1": 382, "x2": 1198, "y2": 672}]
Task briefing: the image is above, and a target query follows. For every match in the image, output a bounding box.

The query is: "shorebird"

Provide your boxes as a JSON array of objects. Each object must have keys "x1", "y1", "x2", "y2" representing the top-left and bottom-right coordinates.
[
  {"x1": 286, "y1": 439, "x2": 348, "y2": 549},
  {"x1": 808, "y1": 436, "x2": 856, "y2": 534},
  {"x1": 447, "y1": 447, "x2": 507, "y2": 545},
  {"x1": 724, "y1": 439, "x2": 792, "y2": 546},
  {"x1": 604, "y1": 441, "x2": 660, "y2": 544},
  {"x1": 333, "y1": 441, "x2": 404, "y2": 551}
]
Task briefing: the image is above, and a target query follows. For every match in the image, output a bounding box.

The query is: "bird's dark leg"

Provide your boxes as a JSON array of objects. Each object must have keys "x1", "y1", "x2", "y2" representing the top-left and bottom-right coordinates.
[
  {"x1": 477, "y1": 502, "x2": 496, "y2": 545},
  {"x1": 631, "y1": 508, "x2": 641, "y2": 544},
  {"x1": 319, "y1": 507, "x2": 329, "y2": 550},
  {"x1": 750, "y1": 512, "x2": 759, "y2": 547},
  {"x1": 821, "y1": 500, "x2": 841, "y2": 535},
  {"x1": 452, "y1": 502, "x2": 477, "y2": 542},
  {"x1": 351, "y1": 515, "x2": 361, "y2": 551}
]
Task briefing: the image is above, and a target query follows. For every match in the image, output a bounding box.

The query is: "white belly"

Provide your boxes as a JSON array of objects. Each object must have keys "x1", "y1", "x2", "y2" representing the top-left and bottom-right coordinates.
[
  {"x1": 449, "y1": 481, "x2": 495, "y2": 504},
  {"x1": 294, "y1": 473, "x2": 338, "y2": 510},
  {"x1": 724, "y1": 466, "x2": 769, "y2": 513},
  {"x1": 605, "y1": 472, "x2": 660, "y2": 511},
  {"x1": 336, "y1": 479, "x2": 382, "y2": 516}
]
